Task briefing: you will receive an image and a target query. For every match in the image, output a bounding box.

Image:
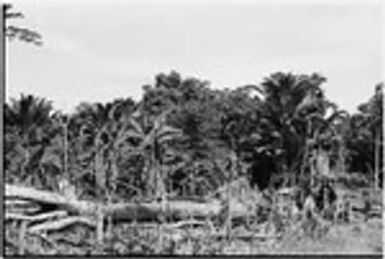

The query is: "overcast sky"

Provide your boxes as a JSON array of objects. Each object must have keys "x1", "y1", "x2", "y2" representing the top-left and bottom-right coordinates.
[{"x1": 6, "y1": 0, "x2": 383, "y2": 114}]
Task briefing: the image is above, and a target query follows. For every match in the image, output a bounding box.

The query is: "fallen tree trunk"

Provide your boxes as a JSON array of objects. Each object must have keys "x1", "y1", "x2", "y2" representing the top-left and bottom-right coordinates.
[
  {"x1": 5, "y1": 184, "x2": 253, "y2": 222},
  {"x1": 105, "y1": 199, "x2": 223, "y2": 221}
]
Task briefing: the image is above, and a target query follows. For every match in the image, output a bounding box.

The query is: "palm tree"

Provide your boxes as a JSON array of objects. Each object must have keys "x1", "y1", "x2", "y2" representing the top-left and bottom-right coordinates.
[
  {"x1": 72, "y1": 102, "x2": 112, "y2": 200},
  {"x1": 4, "y1": 4, "x2": 43, "y2": 45},
  {"x1": 256, "y1": 72, "x2": 327, "y2": 187},
  {"x1": 4, "y1": 94, "x2": 54, "y2": 187},
  {"x1": 39, "y1": 113, "x2": 68, "y2": 191}
]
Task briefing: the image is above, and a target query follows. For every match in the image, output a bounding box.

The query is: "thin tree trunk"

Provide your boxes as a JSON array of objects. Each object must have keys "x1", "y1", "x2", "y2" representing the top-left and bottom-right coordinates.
[
  {"x1": 226, "y1": 151, "x2": 237, "y2": 241},
  {"x1": 301, "y1": 142, "x2": 308, "y2": 182},
  {"x1": 317, "y1": 149, "x2": 330, "y2": 177},
  {"x1": 106, "y1": 191, "x2": 113, "y2": 243},
  {"x1": 18, "y1": 220, "x2": 27, "y2": 255},
  {"x1": 337, "y1": 135, "x2": 346, "y2": 174},
  {"x1": 374, "y1": 130, "x2": 380, "y2": 190},
  {"x1": 21, "y1": 147, "x2": 30, "y2": 183},
  {"x1": 63, "y1": 121, "x2": 68, "y2": 178},
  {"x1": 158, "y1": 164, "x2": 166, "y2": 253},
  {"x1": 96, "y1": 206, "x2": 104, "y2": 253},
  {"x1": 94, "y1": 136, "x2": 105, "y2": 249},
  {"x1": 106, "y1": 158, "x2": 118, "y2": 242},
  {"x1": 226, "y1": 176, "x2": 231, "y2": 240},
  {"x1": 149, "y1": 145, "x2": 158, "y2": 199},
  {"x1": 301, "y1": 121, "x2": 311, "y2": 184},
  {"x1": 310, "y1": 149, "x2": 316, "y2": 187}
]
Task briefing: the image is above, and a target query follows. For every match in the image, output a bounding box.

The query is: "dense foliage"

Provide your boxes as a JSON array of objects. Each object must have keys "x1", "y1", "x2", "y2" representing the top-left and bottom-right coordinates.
[{"x1": 5, "y1": 72, "x2": 383, "y2": 201}]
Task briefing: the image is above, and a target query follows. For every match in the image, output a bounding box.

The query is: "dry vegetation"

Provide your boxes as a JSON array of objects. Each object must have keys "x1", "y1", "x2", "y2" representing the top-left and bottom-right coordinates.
[{"x1": 4, "y1": 174, "x2": 383, "y2": 255}]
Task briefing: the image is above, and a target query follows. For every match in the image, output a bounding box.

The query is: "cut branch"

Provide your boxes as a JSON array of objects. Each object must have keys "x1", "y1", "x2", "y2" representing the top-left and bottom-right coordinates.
[
  {"x1": 6, "y1": 184, "x2": 99, "y2": 216},
  {"x1": 6, "y1": 211, "x2": 68, "y2": 222},
  {"x1": 28, "y1": 216, "x2": 96, "y2": 233}
]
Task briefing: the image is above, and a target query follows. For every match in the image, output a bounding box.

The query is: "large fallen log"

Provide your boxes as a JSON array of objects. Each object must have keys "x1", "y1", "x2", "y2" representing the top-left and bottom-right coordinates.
[
  {"x1": 5, "y1": 184, "x2": 254, "y2": 222},
  {"x1": 105, "y1": 199, "x2": 224, "y2": 221}
]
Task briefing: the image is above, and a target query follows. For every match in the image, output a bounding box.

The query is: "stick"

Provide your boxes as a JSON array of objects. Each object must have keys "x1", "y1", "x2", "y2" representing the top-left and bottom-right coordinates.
[
  {"x1": 18, "y1": 220, "x2": 28, "y2": 255},
  {"x1": 28, "y1": 216, "x2": 96, "y2": 233},
  {"x1": 6, "y1": 211, "x2": 68, "y2": 222}
]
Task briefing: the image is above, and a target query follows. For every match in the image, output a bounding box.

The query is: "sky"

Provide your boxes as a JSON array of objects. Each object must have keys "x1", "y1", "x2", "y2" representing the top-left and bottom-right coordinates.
[{"x1": 6, "y1": 0, "x2": 384, "y2": 114}]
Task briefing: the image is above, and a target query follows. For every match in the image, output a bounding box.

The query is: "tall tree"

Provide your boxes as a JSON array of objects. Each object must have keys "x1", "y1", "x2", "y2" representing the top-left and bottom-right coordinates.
[
  {"x1": 4, "y1": 4, "x2": 42, "y2": 45},
  {"x1": 252, "y1": 72, "x2": 327, "y2": 188}
]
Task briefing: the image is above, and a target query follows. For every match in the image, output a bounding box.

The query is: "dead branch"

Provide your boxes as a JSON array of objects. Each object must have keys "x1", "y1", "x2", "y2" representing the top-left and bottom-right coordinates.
[
  {"x1": 167, "y1": 219, "x2": 210, "y2": 229},
  {"x1": 6, "y1": 184, "x2": 99, "y2": 215},
  {"x1": 6, "y1": 211, "x2": 68, "y2": 222},
  {"x1": 5, "y1": 199, "x2": 37, "y2": 206},
  {"x1": 28, "y1": 216, "x2": 96, "y2": 233}
]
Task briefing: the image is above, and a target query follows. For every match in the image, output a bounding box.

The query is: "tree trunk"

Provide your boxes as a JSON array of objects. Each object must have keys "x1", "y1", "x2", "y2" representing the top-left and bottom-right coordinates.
[
  {"x1": 18, "y1": 220, "x2": 27, "y2": 255},
  {"x1": 338, "y1": 145, "x2": 345, "y2": 174},
  {"x1": 96, "y1": 206, "x2": 104, "y2": 252},
  {"x1": 148, "y1": 146, "x2": 157, "y2": 199},
  {"x1": 63, "y1": 121, "x2": 68, "y2": 178},
  {"x1": 94, "y1": 136, "x2": 105, "y2": 249},
  {"x1": 337, "y1": 136, "x2": 346, "y2": 174},
  {"x1": 5, "y1": 183, "x2": 263, "y2": 226},
  {"x1": 317, "y1": 149, "x2": 330, "y2": 177},
  {"x1": 226, "y1": 151, "x2": 238, "y2": 241},
  {"x1": 5, "y1": 184, "x2": 227, "y2": 221},
  {"x1": 310, "y1": 149, "x2": 317, "y2": 186},
  {"x1": 95, "y1": 139, "x2": 104, "y2": 200},
  {"x1": 301, "y1": 121, "x2": 312, "y2": 184},
  {"x1": 374, "y1": 130, "x2": 380, "y2": 190},
  {"x1": 21, "y1": 148, "x2": 30, "y2": 182}
]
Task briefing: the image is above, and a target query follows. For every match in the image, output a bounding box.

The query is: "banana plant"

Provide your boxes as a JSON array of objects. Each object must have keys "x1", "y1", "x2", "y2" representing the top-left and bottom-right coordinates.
[{"x1": 124, "y1": 109, "x2": 184, "y2": 199}]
